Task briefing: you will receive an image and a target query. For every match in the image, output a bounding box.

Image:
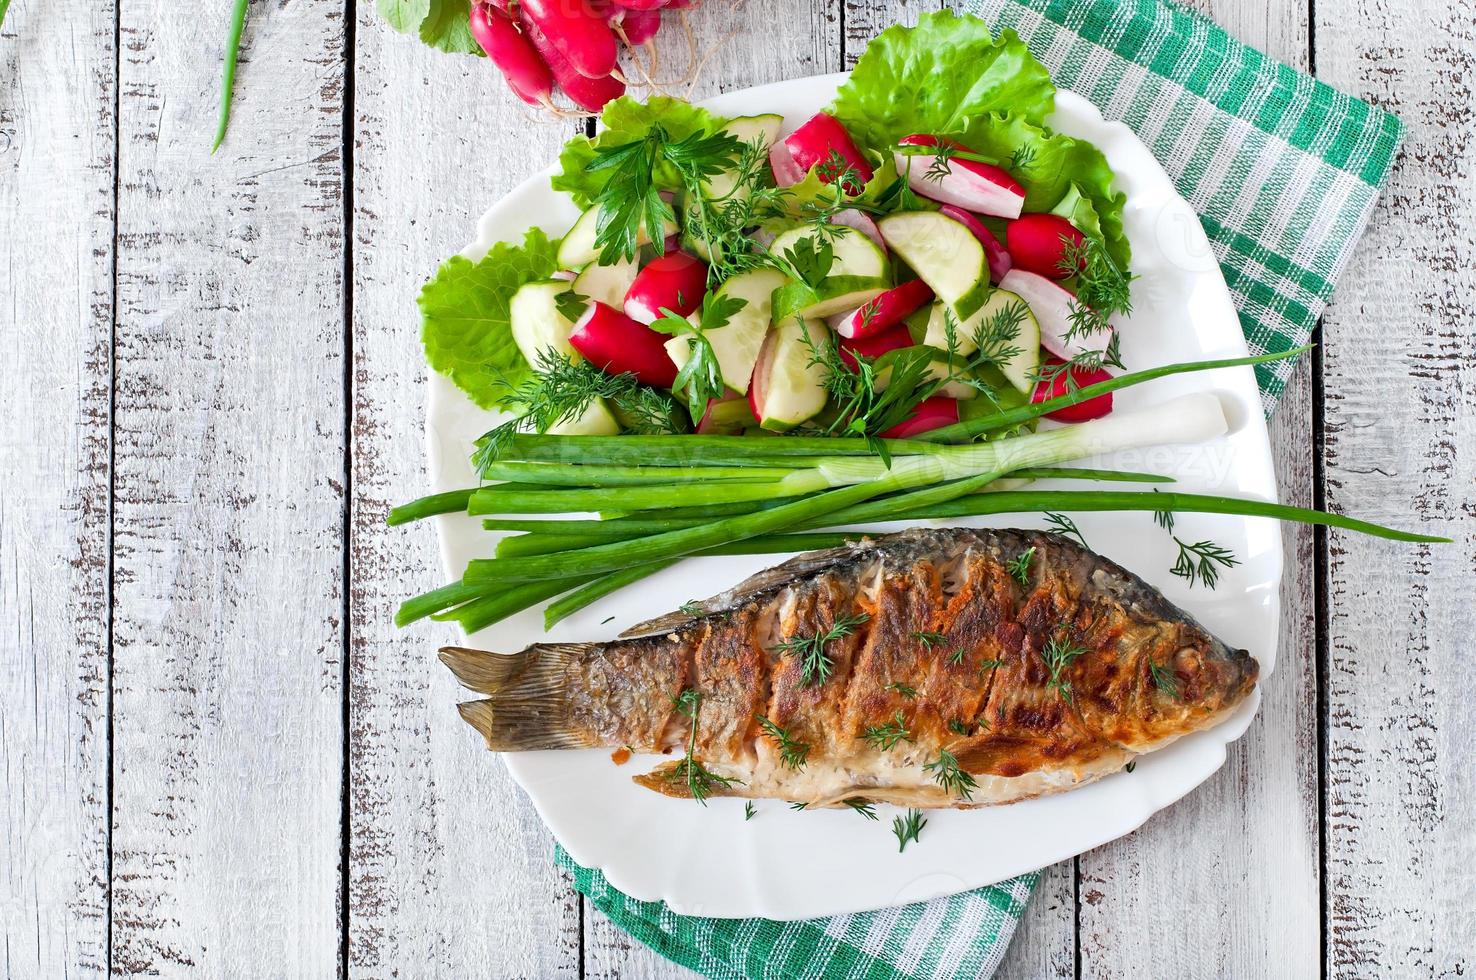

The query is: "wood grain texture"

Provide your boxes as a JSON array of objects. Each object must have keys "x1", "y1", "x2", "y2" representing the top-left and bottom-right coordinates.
[
  {"x1": 1074, "y1": 2, "x2": 1322, "y2": 976},
  {"x1": 578, "y1": 3, "x2": 844, "y2": 976},
  {"x1": 1316, "y1": 0, "x2": 1476, "y2": 973},
  {"x1": 108, "y1": 0, "x2": 346, "y2": 974},
  {"x1": 0, "y1": 1, "x2": 115, "y2": 976},
  {"x1": 346, "y1": 8, "x2": 583, "y2": 977}
]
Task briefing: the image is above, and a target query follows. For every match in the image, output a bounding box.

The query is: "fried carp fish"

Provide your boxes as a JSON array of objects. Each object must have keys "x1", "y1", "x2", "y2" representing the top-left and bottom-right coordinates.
[{"x1": 441, "y1": 527, "x2": 1258, "y2": 809}]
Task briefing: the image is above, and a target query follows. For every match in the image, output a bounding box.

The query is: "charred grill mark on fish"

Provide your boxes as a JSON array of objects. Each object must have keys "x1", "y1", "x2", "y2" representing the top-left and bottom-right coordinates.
[{"x1": 441, "y1": 527, "x2": 1259, "y2": 809}]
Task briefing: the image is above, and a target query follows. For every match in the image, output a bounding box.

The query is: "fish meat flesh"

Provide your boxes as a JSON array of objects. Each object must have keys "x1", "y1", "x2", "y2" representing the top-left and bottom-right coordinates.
[{"x1": 441, "y1": 527, "x2": 1259, "y2": 809}]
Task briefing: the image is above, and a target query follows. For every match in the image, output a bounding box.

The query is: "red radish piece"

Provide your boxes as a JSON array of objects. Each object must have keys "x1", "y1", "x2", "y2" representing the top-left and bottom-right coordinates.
[
  {"x1": 880, "y1": 396, "x2": 960, "y2": 438},
  {"x1": 999, "y1": 268, "x2": 1114, "y2": 360},
  {"x1": 785, "y1": 113, "x2": 874, "y2": 195},
  {"x1": 937, "y1": 205, "x2": 1012, "y2": 284},
  {"x1": 768, "y1": 140, "x2": 805, "y2": 187},
  {"x1": 551, "y1": 269, "x2": 578, "y2": 281},
  {"x1": 829, "y1": 209, "x2": 886, "y2": 253},
  {"x1": 520, "y1": 13, "x2": 624, "y2": 112},
  {"x1": 1031, "y1": 358, "x2": 1114, "y2": 422},
  {"x1": 519, "y1": 0, "x2": 619, "y2": 79},
  {"x1": 661, "y1": 232, "x2": 681, "y2": 254},
  {"x1": 827, "y1": 279, "x2": 934, "y2": 340},
  {"x1": 623, "y1": 251, "x2": 708, "y2": 325},
  {"x1": 895, "y1": 134, "x2": 1025, "y2": 219},
  {"x1": 1007, "y1": 213, "x2": 1087, "y2": 280},
  {"x1": 468, "y1": 3, "x2": 553, "y2": 107},
  {"x1": 838, "y1": 323, "x2": 914, "y2": 370},
  {"x1": 569, "y1": 302, "x2": 679, "y2": 387},
  {"x1": 614, "y1": 6, "x2": 661, "y2": 43}
]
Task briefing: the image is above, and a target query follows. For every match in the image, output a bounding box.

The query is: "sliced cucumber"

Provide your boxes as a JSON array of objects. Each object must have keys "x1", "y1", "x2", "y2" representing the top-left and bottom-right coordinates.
[
  {"x1": 770, "y1": 225, "x2": 888, "y2": 280},
  {"x1": 572, "y1": 255, "x2": 639, "y2": 308},
  {"x1": 547, "y1": 398, "x2": 621, "y2": 436},
  {"x1": 705, "y1": 114, "x2": 784, "y2": 203},
  {"x1": 509, "y1": 279, "x2": 577, "y2": 363},
  {"x1": 871, "y1": 358, "x2": 978, "y2": 400},
  {"x1": 558, "y1": 205, "x2": 679, "y2": 268},
  {"x1": 771, "y1": 276, "x2": 889, "y2": 321},
  {"x1": 664, "y1": 267, "x2": 785, "y2": 394},
  {"x1": 878, "y1": 211, "x2": 989, "y2": 316},
  {"x1": 751, "y1": 317, "x2": 830, "y2": 431},
  {"x1": 920, "y1": 289, "x2": 1040, "y2": 395}
]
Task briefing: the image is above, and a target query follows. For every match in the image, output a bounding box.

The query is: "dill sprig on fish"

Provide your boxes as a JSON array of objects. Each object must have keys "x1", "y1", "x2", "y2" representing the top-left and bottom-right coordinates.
[
  {"x1": 756, "y1": 715, "x2": 810, "y2": 770},
  {"x1": 771, "y1": 612, "x2": 870, "y2": 687},
  {"x1": 893, "y1": 809, "x2": 927, "y2": 852}
]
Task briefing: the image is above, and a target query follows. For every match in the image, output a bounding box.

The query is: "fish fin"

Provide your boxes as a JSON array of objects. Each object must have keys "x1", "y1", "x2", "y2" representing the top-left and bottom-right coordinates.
[
  {"x1": 631, "y1": 760, "x2": 741, "y2": 800},
  {"x1": 440, "y1": 645, "x2": 600, "y2": 751},
  {"x1": 620, "y1": 538, "x2": 879, "y2": 639}
]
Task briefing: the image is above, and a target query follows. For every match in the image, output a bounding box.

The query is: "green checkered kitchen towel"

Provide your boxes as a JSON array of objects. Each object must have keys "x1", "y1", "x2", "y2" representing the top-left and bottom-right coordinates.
[{"x1": 558, "y1": 1, "x2": 1404, "y2": 977}]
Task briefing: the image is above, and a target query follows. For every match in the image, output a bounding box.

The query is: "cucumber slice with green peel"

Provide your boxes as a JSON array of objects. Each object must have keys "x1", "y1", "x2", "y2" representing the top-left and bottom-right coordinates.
[
  {"x1": 558, "y1": 204, "x2": 679, "y2": 268},
  {"x1": 878, "y1": 211, "x2": 988, "y2": 314},
  {"x1": 921, "y1": 288, "x2": 1040, "y2": 395},
  {"x1": 547, "y1": 398, "x2": 621, "y2": 436},
  {"x1": 664, "y1": 268, "x2": 786, "y2": 394},
  {"x1": 750, "y1": 317, "x2": 831, "y2": 431},
  {"x1": 770, "y1": 225, "x2": 888, "y2": 280},
  {"x1": 705, "y1": 114, "x2": 785, "y2": 203},
  {"x1": 771, "y1": 276, "x2": 890, "y2": 321},
  {"x1": 509, "y1": 279, "x2": 578, "y2": 364},
  {"x1": 571, "y1": 255, "x2": 639, "y2": 308}
]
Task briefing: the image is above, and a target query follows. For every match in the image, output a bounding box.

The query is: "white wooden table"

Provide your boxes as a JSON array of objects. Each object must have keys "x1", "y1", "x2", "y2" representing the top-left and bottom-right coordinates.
[{"x1": 3, "y1": 0, "x2": 1472, "y2": 975}]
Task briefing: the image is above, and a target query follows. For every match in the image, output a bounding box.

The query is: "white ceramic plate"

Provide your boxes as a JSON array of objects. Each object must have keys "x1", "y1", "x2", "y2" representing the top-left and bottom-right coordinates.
[{"x1": 424, "y1": 74, "x2": 1281, "y2": 920}]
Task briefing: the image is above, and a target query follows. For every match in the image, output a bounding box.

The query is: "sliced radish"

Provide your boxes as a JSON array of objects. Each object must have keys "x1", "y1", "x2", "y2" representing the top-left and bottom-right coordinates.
[
  {"x1": 827, "y1": 279, "x2": 934, "y2": 340},
  {"x1": 937, "y1": 205, "x2": 1011, "y2": 284},
  {"x1": 569, "y1": 301, "x2": 678, "y2": 387},
  {"x1": 1006, "y1": 213, "x2": 1086, "y2": 280},
  {"x1": 768, "y1": 140, "x2": 805, "y2": 187},
  {"x1": 623, "y1": 251, "x2": 708, "y2": 325},
  {"x1": 1031, "y1": 358, "x2": 1114, "y2": 422},
  {"x1": 838, "y1": 322, "x2": 914, "y2": 371},
  {"x1": 879, "y1": 396, "x2": 959, "y2": 438},
  {"x1": 999, "y1": 268, "x2": 1114, "y2": 360},
  {"x1": 785, "y1": 113, "x2": 873, "y2": 195},
  {"x1": 829, "y1": 209, "x2": 886, "y2": 253},
  {"x1": 895, "y1": 134, "x2": 1025, "y2": 219}
]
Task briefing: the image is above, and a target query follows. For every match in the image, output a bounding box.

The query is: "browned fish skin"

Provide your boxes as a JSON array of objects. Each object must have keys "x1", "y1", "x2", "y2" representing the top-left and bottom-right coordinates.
[{"x1": 442, "y1": 527, "x2": 1259, "y2": 808}]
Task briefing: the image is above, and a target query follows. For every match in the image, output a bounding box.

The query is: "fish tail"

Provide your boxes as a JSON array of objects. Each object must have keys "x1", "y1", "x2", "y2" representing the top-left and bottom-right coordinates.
[{"x1": 440, "y1": 644, "x2": 600, "y2": 751}]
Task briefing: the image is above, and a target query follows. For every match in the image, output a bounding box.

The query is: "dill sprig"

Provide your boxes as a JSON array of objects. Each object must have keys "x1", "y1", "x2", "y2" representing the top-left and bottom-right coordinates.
[
  {"x1": 755, "y1": 714, "x2": 810, "y2": 771},
  {"x1": 1008, "y1": 143, "x2": 1037, "y2": 172},
  {"x1": 885, "y1": 681, "x2": 918, "y2": 699},
  {"x1": 1007, "y1": 547, "x2": 1036, "y2": 586},
  {"x1": 861, "y1": 710, "x2": 912, "y2": 751},
  {"x1": 893, "y1": 809, "x2": 927, "y2": 852},
  {"x1": 744, "y1": 801, "x2": 756, "y2": 821},
  {"x1": 470, "y1": 350, "x2": 684, "y2": 472},
  {"x1": 679, "y1": 600, "x2": 704, "y2": 616},
  {"x1": 923, "y1": 748, "x2": 978, "y2": 800},
  {"x1": 1169, "y1": 537, "x2": 1239, "y2": 589},
  {"x1": 1148, "y1": 657, "x2": 1181, "y2": 698},
  {"x1": 1043, "y1": 512, "x2": 1089, "y2": 549},
  {"x1": 912, "y1": 631, "x2": 947, "y2": 649},
  {"x1": 771, "y1": 612, "x2": 870, "y2": 687},
  {"x1": 948, "y1": 718, "x2": 970, "y2": 736},
  {"x1": 1040, "y1": 625, "x2": 1089, "y2": 703},
  {"x1": 843, "y1": 797, "x2": 879, "y2": 820},
  {"x1": 1057, "y1": 235, "x2": 1133, "y2": 346},
  {"x1": 668, "y1": 689, "x2": 740, "y2": 805},
  {"x1": 1152, "y1": 488, "x2": 1175, "y2": 532},
  {"x1": 940, "y1": 301, "x2": 1029, "y2": 406},
  {"x1": 788, "y1": 801, "x2": 809, "y2": 811}
]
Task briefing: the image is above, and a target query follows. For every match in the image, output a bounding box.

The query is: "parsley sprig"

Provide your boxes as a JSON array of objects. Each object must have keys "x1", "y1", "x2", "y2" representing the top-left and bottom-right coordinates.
[{"x1": 651, "y1": 292, "x2": 748, "y2": 421}]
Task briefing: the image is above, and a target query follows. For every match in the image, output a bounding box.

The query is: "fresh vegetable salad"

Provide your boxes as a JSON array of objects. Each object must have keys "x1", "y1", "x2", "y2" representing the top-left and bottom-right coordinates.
[{"x1": 420, "y1": 14, "x2": 1132, "y2": 455}]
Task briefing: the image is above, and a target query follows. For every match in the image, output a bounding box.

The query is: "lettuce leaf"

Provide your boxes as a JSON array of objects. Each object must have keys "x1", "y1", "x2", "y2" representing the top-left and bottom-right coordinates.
[
  {"x1": 419, "y1": 227, "x2": 558, "y2": 409},
  {"x1": 831, "y1": 12, "x2": 1055, "y2": 150},
  {"x1": 1050, "y1": 182, "x2": 1105, "y2": 244},
  {"x1": 551, "y1": 96, "x2": 728, "y2": 208}
]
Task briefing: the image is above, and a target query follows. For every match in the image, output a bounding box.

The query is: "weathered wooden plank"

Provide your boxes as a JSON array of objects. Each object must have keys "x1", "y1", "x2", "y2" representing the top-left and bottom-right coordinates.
[
  {"x1": 345, "y1": 9, "x2": 584, "y2": 978},
  {"x1": 1315, "y1": 0, "x2": 1476, "y2": 973},
  {"x1": 0, "y1": 2, "x2": 115, "y2": 976},
  {"x1": 1075, "y1": 1, "x2": 1322, "y2": 976},
  {"x1": 108, "y1": 0, "x2": 347, "y2": 973},
  {"x1": 578, "y1": 2, "x2": 841, "y2": 975}
]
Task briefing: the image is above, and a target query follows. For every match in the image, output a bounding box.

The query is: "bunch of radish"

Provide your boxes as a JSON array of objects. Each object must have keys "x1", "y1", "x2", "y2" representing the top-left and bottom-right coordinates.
[{"x1": 469, "y1": 0, "x2": 694, "y2": 114}]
